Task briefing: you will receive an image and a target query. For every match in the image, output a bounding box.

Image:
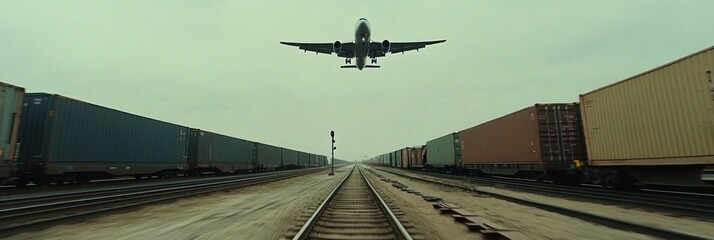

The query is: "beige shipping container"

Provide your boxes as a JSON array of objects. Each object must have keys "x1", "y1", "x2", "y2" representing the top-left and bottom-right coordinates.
[{"x1": 580, "y1": 46, "x2": 714, "y2": 167}]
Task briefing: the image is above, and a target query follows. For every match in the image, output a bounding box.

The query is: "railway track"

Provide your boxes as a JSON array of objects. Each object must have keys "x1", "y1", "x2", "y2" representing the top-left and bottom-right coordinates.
[
  {"x1": 377, "y1": 167, "x2": 713, "y2": 240},
  {"x1": 0, "y1": 167, "x2": 324, "y2": 237},
  {"x1": 397, "y1": 169, "x2": 714, "y2": 219},
  {"x1": 292, "y1": 166, "x2": 412, "y2": 240}
]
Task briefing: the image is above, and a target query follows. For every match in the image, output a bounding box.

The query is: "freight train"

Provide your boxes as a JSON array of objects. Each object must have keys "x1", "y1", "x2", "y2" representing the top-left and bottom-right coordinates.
[
  {"x1": 368, "y1": 45, "x2": 714, "y2": 190},
  {"x1": 1, "y1": 91, "x2": 328, "y2": 186}
]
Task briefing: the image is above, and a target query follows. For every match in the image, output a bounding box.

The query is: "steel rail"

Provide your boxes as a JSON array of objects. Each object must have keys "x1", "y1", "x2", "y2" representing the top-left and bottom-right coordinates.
[
  {"x1": 0, "y1": 168, "x2": 322, "y2": 236},
  {"x1": 361, "y1": 166, "x2": 413, "y2": 240},
  {"x1": 292, "y1": 165, "x2": 412, "y2": 240},
  {"x1": 0, "y1": 168, "x2": 325, "y2": 209},
  {"x1": 292, "y1": 166, "x2": 354, "y2": 240},
  {"x1": 400, "y1": 169, "x2": 714, "y2": 218}
]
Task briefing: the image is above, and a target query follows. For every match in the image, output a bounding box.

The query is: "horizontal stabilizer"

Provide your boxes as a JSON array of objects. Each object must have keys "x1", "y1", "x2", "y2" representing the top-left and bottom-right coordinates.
[{"x1": 339, "y1": 65, "x2": 381, "y2": 69}]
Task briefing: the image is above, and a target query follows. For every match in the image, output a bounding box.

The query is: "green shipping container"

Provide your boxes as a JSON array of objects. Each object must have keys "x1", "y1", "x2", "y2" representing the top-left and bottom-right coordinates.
[
  {"x1": 297, "y1": 152, "x2": 309, "y2": 167},
  {"x1": 395, "y1": 149, "x2": 402, "y2": 168},
  {"x1": 188, "y1": 129, "x2": 254, "y2": 173},
  {"x1": 254, "y1": 143, "x2": 282, "y2": 170},
  {"x1": 426, "y1": 133, "x2": 461, "y2": 168},
  {"x1": 282, "y1": 148, "x2": 298, "y2": 168}
]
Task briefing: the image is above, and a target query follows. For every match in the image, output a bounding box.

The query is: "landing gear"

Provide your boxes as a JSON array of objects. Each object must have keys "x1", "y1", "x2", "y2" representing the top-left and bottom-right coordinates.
[
  {"x1": 345, "y1": 58, "x2": 352, "y2": 64},
  {"x1": 371, "y1": 58, "x2": 377, "y2": 64}
]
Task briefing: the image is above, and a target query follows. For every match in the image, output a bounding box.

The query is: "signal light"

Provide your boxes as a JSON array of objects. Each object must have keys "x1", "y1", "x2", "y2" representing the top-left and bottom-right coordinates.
[{"x1": 330, "y1": 130, "x2": 334, "y2": 137}]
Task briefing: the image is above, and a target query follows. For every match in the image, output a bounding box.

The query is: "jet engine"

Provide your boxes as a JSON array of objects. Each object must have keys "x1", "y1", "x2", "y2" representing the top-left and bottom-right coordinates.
[
  {"x1": 333, "y1": 41, "x2": 342, "y2": 54},
  {"x1": 381, "y1": 40, "x2": 391, "y2": 53}
]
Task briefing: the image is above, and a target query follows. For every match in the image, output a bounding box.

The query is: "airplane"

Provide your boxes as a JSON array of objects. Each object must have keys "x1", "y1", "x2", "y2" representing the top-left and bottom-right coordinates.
[{"x1": 280, "y1": 18, "x2": 446, "y2": 70}]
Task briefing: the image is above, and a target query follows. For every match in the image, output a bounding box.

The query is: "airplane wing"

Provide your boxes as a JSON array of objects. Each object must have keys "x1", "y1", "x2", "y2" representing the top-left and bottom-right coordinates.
[
  {"x1": 368, "y1": 39, "x2": 446, "y2": 58},
  {"x1": 280, "y1": 42, "x2": 355, "y2": 58}
]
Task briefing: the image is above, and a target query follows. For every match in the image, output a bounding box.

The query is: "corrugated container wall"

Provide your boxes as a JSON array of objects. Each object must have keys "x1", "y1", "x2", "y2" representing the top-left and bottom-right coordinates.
[
  {"x1": 18, "y1": 93, "x2": 188, "y2": 176},
  {"x1": 309, "y1": 154, "x2": 317, "y2": 167},
  {"x1": 282, "y1": 148, "x2": 298, "y2": 167},
  {"x1": 395, "y1": 149, "x2": 402, "y2": 168},
  {"x1": 580, "y1": 46, "x2": 714, "y2": 166},
  {"x1": 316, "y1": 155, "x2": 323, "y2": 166},
  {"x1": 409, "y1": 146, "x2": 426, "y2": 168},
  {"x1": 426, "y1": 133, "x2": 460, "y2": 168},
  {"x1": 297, "y1": 152, "x2": 309, "y2": 167},
  {"x1": 254, "y1": 143, "x2": 282, "y2": 169},
  {"x1": 459, "y1": 104, "x2": 584, "y2": 171},
  {"x1": 401, "y1": 148, "x2": 409, "y2": 169},
  {"x1": 0, "y1": 82, "x2": 24, "y2": 179},
  {"x1": 188, "y1": 129, "x2": 253, "y2": 173}
]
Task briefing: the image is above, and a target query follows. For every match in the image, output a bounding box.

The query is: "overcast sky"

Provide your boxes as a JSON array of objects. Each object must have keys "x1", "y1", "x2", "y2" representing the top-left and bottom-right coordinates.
[{"x1": 2, "y1": 1, "x2": 713, "y2": 161}]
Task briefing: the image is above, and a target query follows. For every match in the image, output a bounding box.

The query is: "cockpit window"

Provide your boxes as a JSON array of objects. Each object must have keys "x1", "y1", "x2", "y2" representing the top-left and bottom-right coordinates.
[{"x1": 359, "y1": 18, "x2": 367, "y2": 21}]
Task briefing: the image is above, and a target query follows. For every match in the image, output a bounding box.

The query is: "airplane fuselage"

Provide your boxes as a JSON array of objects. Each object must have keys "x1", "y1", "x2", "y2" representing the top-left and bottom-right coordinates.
[
  {"x1": 280, "y1": 18, "x2": 446, "y2": 70},
  {"x1": 354, "y1": 18, "x2": 371, "y2": 70}
]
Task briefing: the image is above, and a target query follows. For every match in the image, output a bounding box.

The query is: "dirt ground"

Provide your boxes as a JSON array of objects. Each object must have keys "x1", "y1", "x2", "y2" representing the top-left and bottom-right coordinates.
[
  {"x1": 7, "y1": 166, "x2": 352, "y2": 240},
  {"x1": 366, "y1": 165, "x2": 661, "y2": 240},
  {"x1": 374, "y1": 166, "x2": 714, "y2": 238}
]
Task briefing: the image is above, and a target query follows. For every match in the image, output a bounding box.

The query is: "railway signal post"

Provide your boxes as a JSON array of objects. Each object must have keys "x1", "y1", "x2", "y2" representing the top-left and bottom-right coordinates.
[{"x1": 330, "y1": 130, "x2": 335, "y2": 175}]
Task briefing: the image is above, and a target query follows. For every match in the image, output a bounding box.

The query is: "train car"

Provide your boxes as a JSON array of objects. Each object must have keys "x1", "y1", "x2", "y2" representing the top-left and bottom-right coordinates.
[
  {"x1": 401, "y1": 148, "x2": 409, "y2": 169},
  {"x1": 308, "y1": 154, "x2": 317, "y2": 167},
  {"x1": 425, "y1": 133, "x2": 461, "y2": 169},
  {"x1": 17, "y1": 93, "x2": 189, "y2": 185},
  {"x1": 408, "y1": 146, "x2": 426, "y2": 169},
  {"x1": 297, "y1": 151, "x2": 309, "y2": 168},
  {"x1": 282, "y1": 148, "x2": 299, "y2": 169},
  {"x1": 580, "y1": 45, "x2": 714, "y2": 188},
  {"x1": 187, "y1": 129, "x2": 254, "y2": 174},
  {"x1": 395, "y1": 149, "x2": 403, "y2": 168},
  {"x1": 459, "y1": 103, "x2": 585, "y2": 181},
  {"x1": 319, "y1": 155, "x2": 327, "y2": 166},
  {"x1": 0, "y1": 82, "x2": 24, "y2": 183},
  {"x1": 253, "y1": 142, "x2": 282, "y2": 171}
]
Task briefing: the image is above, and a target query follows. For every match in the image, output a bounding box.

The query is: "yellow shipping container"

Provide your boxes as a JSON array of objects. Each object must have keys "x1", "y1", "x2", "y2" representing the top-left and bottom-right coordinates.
[{"x1": 580, "y1": 46, "x2": 714, "y2": 167}]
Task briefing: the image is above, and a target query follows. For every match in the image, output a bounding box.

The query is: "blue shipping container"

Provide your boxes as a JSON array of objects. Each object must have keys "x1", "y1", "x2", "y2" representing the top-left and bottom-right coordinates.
[{"x1": 18, "y1": 93, "x2": 189, "y2": 178}]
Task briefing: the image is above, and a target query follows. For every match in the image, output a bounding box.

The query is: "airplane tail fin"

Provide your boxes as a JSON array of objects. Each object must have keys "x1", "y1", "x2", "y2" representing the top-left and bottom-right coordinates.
[{"x1": 339, "y1": 65, "x2": 380, "y2": 69}]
